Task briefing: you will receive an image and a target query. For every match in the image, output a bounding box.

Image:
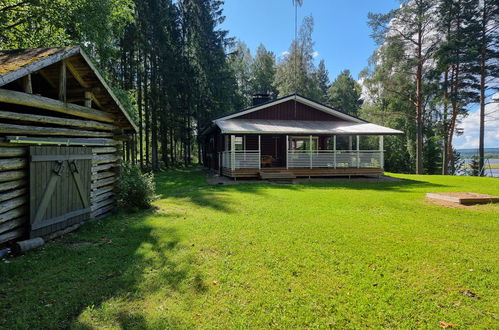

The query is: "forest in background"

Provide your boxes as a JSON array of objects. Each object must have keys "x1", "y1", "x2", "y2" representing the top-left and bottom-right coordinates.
[{"x1": 1, "y1": 0, "x2": 498, "y2": 175}]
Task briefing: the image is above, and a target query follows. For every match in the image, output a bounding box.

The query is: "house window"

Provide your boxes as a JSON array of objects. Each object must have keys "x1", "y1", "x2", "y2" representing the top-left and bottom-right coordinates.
[
  {"x1": 234, "y1": 136, "x2": 244, "y2": 150},
  {"x1": 289, "y1": 136, "x2": 318, "y2": 151}
]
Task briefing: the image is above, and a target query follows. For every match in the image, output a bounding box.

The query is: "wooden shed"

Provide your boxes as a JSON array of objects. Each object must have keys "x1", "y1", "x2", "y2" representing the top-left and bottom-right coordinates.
[{"x1": 0, "y1": 46, "x2": 137, "y2": 246}]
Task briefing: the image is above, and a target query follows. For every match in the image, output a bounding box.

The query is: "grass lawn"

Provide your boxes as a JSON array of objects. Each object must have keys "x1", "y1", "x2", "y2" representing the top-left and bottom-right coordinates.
[{"x1": 1, "y1": 169, "x2": 498, "y2": 329}]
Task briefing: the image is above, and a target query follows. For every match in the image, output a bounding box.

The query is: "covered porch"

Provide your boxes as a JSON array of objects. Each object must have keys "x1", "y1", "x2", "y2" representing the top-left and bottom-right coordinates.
[{"x1": 220, "y1": 134, "x2": 385, "y2": 178}]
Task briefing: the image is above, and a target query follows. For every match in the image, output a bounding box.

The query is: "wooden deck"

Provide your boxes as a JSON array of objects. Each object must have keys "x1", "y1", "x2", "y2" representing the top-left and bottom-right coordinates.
[{"x1": 221, "y1": 167, "x2": 383, "y2": 178}]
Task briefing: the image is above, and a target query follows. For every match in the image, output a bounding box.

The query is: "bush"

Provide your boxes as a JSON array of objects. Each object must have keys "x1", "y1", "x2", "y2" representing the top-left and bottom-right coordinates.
[{"x1": 116, "y1": 163, "x2": 155, "y2": 211}]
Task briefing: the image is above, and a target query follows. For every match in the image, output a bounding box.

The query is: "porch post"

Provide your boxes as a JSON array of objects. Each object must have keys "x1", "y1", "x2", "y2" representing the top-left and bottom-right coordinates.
[
  {"x1": 231, "y1": 134, "x2": 235, "y2": 171},
  {"x1": 379, "y1": 135, "x2": 384, "y2": 169},
  {"x1": 356, "y1": 135, "x2": 360, "y2": 168},
  {"x1": 309, "y1": 135, "x2": 313, "y2": 169},
  {"x1": 286, "y1": 135, "x2": 289, "y2": 169},
  {"x1": 258, "y1": 135, "x2": 261, "y2": 169},
  {"x1": 333, "y1": 135, "x2": 336, "y2": 169}
]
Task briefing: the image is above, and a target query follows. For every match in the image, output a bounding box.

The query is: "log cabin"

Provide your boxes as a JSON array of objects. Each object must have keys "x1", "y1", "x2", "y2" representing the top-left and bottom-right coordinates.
[
  {"x1": 201, "y1": 94, "x2": 403, "y2": 180},
  {"x1": 0, "y1": 46, "x2": 137, "y2": 246}
]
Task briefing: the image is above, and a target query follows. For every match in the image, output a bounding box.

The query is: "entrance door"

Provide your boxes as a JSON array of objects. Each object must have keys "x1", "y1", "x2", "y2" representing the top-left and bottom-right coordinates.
[
  {"x1": 29, "y1": 146, "x2": 92, "y2": 238},
  {"x1": 260, "y1": 135, "x2": 286, "y2": 167}
]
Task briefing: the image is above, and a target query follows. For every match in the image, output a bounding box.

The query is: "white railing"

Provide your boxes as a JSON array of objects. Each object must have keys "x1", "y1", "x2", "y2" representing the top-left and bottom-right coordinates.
[
  {"x1": 288, "y1": 150, "x2": 383, "y2": 169},
  {"x1": 221, "y1": 150, "x2": 383, "y2": 170},
  {"x1": 221, "y1": 150, "x2": 260, "y2": 170}
]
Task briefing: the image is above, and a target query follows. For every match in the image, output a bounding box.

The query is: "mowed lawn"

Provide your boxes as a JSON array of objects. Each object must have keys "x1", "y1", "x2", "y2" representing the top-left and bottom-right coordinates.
[{"x1": 1, "y1": 169, "x2": 498, "y2": 329}]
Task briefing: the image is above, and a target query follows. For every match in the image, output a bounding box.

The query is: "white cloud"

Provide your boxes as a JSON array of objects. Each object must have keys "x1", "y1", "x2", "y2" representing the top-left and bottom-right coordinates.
[
  {"x1": 453, "y1": 102, "x2": 499, "y2": 149},
  {"x1": 281, "y1": 51, "x2": 290, "y2": 56},
  {"x1": 312, "y1": 51, "x2": 319, "y2": 58}
]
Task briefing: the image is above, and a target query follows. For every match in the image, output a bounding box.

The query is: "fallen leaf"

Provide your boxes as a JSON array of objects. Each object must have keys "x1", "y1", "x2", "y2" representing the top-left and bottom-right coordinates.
[
  {"x1": 461, "y1": 290, "x2": 477, "y2": 298},
  {"x1": 452, "y1": 301, "x2": 461, "y2": 307},
  {"x1": 195, "y1": 313, "x2": 201, "y2": 318},
  {"x1": 439, "y1": 321, "x2": 459, "y2": 328}
]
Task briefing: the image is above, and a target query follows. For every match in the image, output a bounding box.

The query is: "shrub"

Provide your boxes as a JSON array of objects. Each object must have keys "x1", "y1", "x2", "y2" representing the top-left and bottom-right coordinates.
[{"x1": 116, "y1": 163, "x2": 155, "y2": 211}]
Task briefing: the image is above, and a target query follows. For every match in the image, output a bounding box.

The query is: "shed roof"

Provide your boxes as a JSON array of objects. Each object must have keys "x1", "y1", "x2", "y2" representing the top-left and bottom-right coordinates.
[
  {"x1": 0, "y1": 46, "x2": 137, "y2": 132},
  {"x1": 215, "y1": 119, "x2": 404, "y2": 135}
]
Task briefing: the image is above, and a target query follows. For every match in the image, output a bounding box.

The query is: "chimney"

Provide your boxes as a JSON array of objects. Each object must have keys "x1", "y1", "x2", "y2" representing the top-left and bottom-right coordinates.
[{"x1": 252, "y1": 94, "x2": 271, "y2": 106}]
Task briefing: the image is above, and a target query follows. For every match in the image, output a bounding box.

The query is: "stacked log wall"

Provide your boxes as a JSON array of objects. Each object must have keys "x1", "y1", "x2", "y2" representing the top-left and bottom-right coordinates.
[
  {"x1": 0, "y1": 94, "x2": 129, "y2": 246},
  {"x1": 0, "y1": 146, "x2": 27, "y2": 245}
]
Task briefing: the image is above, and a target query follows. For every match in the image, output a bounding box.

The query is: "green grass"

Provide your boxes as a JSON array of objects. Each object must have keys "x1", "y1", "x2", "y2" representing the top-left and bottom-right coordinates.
[{"x1": 1, "y1": 169, "x2": 498, "y2": 329}]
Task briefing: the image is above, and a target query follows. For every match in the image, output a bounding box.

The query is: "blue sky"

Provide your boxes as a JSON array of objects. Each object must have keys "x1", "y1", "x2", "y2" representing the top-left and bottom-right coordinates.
[
  {"x1": 220, "y1": 0, "x2": 499, "y2": 149},
  {"x1": 220, "y1": 0, "x2": 400, "y2": 80}
]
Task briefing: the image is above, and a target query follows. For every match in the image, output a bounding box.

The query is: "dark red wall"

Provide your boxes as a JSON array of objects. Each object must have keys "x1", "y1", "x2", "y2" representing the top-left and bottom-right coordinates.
[{"x1": 238, "y1": 100, "x2": 342, "y2": 121}]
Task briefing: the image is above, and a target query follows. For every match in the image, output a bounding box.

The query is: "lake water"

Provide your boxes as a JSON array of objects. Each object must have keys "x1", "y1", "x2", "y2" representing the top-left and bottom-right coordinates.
[{"x1": 461, "y1": 159, "x2": 499, "y2": 178}]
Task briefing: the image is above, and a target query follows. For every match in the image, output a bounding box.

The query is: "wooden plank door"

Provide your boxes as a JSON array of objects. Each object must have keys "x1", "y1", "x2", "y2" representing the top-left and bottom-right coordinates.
[{"x1": 29, "y1": 146, "x2": 92, "y2": 238}]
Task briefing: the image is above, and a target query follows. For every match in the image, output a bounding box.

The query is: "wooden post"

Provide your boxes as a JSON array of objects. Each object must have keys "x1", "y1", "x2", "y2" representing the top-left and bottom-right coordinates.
[
  {"x1": 379, "y1": 135, "x2": 384, "y2": 169},
  {"x1": 84, "y1": 91, "x2": 92, "y2": 108},
  {"x1": 231, "y1": 135, "x2": 235, "y2": 171},
  {"x1": 357, "y1": 135, "x2": 360, "y2": 168},
  {"x1": 23, "y1": 74, "x2": 32, "y2": 94},
  {"x1": 258, "y1": 135, "x2": 261, "y2": 169},
  {"x1": 333, "y1": 135, "x2": 336, "y2": 169},
  {"x1": 285, "y1": 135, "x2": 288, "y2": 169},
  {"x1": 59, "y1": 61, "x2": 67, "y2": 102},
  {"x1": 309, "y1": 135, "x2": 313, "y2": 169}
]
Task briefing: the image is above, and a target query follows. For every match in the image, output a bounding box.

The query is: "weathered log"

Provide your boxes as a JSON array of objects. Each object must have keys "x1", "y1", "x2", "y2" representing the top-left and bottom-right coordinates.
[
  {"x1": 91, "y1": 198, "x2": 115, "y2": 212},
  {"x1": 13, "y1": 237, "x2": 44, "y2": 253},
  {"x1": 0, "y1": 196, "x2": 27, "y2": 214},
  {"x1": 0, "y1": 110, "x2": 115, "y2": 131},
  {"x1": 92, "y1": 147, "x2": 117, "y2": 154},
  {"x1": 43, "y1": 223, "x2": 81, "y2": 242},
  {"x1": 0, "y1": 123, "x2": 112, "y2": 137},
  {"x1": 0, "y1": 216, "x2": 25, "y2": 234},
  {"x1": 90, "y1": 185, "x2": 114, "y2": 198},
  {"x1": 91, "y1": 203, "x2": 115, "y2": 219},
  {"x1": 0, "y1": 179, "x2": 26, "y2": 192},
  {"x1": 91, "y1": 163, "x2": 116, "y2": 173},
  {"x1": 90, "y1": 177, "x2": 116, "y2": 190},
  {"x1": 0, "y1": 171, "x2": 25, "y2": 183},
  {"x1": 0, "y1": 158, "x2": 26, "y2": 171},
  {"x1": 0, "y1": 147, "x2": 26, "y2": 158},
  {"x1": 6, "y1": 136, "x2": 119, "y2": 146},
  {"x1": 92, "y1": 154, "x2": 117, "y2": 165},
  {"x1": 0, "y1": 227, "x2": 24, "y2": 245},
  {"x1": 0, "y1": 88, "x2": 115, "y2": 123},
  {"x1": 0, "y1": 206, "x2": 25, "y2": 224},
  {"x1": 0, "y1": 188, "x2": 27, "y2": 203},
  {"x1": 91, "y1": 192, "x2": 113, "y2": 204},
  {"x1": 91, "y1": 171, "x2": 114, "y2": 182}
]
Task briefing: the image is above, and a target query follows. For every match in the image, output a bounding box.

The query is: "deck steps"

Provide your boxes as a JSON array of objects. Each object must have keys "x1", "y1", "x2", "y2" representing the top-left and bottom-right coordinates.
[{"x1": 259, "y1": 171, "x2": 296, "y2": 180}]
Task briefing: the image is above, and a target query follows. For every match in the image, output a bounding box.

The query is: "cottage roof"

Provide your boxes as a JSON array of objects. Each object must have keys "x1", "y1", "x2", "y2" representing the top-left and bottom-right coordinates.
[
  {"x1": 212, "y1": 94, "x2": 403, "y2": 135},
  {"x1": 215, "y1": 119, "x2": 403, "y2": 135}
]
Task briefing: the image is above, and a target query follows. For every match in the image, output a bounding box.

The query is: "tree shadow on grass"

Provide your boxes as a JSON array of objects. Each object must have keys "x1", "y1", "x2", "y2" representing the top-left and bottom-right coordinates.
[
  {"x1": 152, "y1": 167, "x2": 450, "y2": 214},
  {"x1": 0, "y1": 208, "x2": 206, "y2": 329}
]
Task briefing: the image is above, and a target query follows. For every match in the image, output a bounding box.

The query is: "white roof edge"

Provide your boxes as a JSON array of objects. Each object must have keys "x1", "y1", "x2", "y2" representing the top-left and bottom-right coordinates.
[
  {"x1": 220, "y1": 130, "x2": 402, "y2": 135},
  {"x1": 214, "y1": 94, "x2": 364, "y2": 123}
]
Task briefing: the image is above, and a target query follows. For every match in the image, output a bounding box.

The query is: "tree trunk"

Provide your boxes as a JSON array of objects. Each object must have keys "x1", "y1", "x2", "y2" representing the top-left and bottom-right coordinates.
[
  {"x1": 478, "y1": 4, "x2": 487, "y2": 175},
  {"x1": 415, "y1": 21, "x2": 424, "y2": 175}
]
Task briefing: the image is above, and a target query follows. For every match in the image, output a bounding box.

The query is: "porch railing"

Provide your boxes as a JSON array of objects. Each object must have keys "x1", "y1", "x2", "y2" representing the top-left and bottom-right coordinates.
[
  {"x1": 222, "y1": 150, "x2": 260, "y2": 170},
  {"x1": 287, "y1": 150, "x2": 382, "y2": 169},
  {"x1": 221, "y1": 150, "x2": 383, "y2": 170}
]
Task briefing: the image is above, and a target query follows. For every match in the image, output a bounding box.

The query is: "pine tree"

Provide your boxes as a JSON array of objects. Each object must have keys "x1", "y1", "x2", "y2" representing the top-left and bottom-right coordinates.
[
  {"x1": 328, "y1": 70, "x2": 362, "y2": 116},
  {"x1": 316, "y1": 60, "x2": 330, "y2": 103},
  {"x1": 251, "y1": 44, "x2": 277, "y2": 98},
  {"x1": 368, "y1": 0, "x2": 440, "y2": 174}
]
